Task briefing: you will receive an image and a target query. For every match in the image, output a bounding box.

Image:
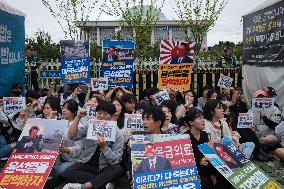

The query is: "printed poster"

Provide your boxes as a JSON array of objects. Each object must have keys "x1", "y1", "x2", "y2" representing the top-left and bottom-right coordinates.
[
  {"x1": 60, "y1": 40, "x2": 90, "y2": 84},
  {"x1": 86, "y1": 119, "x2": 117, "y2": 142},
  {"x1": 158, "y1": 64, "x2": 192, "y2": 91},
  {"x1": 3, "y1": 97, "x2": 26, "y2": 115},
  {"x1": 159, "y1": 40, "x2": 194, "y2": 64},
  {"x1": 0, "y1": 118, "x2": 68, "y2": 189},
  {"x1": 198, "y1": 139, "x2": 283, "y2": 189},
  {"x1": 101, "y1": 40, "x2": 134, "y2": 88},
  {"x1": 131, "y1": 134, "x2": 201, "y2": 189}
]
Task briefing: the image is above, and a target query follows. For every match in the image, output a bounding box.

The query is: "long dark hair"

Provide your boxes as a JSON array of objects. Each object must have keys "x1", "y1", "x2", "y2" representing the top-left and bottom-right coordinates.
[
  {"x1": 42, "y1": 96, "x2": 61, "y2": 118},
  {"x1": 63, "y1": 99, "x2": 79, "y2": 118},
  {"x1": 181, "y1": 107, "x2": 203, "y2": 128},
  {"x1": 203, "y1": 100, "x2": 222, "y2": 121},
  {"x1": 160, "y1": 100, "x2": 178, "y2": 124},
  {"x1": 111, "y1": 98, "x2": 126, "y2": 129},
  {"x1": 183, "y1": 90, "x2": 198, "y2": 107}
]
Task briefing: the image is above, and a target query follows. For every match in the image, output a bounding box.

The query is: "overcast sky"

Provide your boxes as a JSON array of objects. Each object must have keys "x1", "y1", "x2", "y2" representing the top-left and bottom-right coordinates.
[{"x1": 4, "y1": 0, "x2": 267, "y2": 46}]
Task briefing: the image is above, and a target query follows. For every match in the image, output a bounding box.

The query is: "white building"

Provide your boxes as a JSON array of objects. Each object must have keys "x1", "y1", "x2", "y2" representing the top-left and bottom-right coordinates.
[{"x1": 75, "y1": 5, "x2": 207, "y2": 50}]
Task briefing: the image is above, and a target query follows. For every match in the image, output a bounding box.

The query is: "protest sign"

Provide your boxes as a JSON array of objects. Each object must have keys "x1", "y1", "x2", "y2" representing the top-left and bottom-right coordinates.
[
  {"x1": 0, "y1": 118, "x2": 68, "y2": 189},
  {"x1": 87, "y1": 119, "x2": 117, "y2": 142},
  {"x1": 159, "y1": 40, "x2": 194, "y2": 64},
  {"x1": 252, "y1": 98, "x2": 275, "y2": 112},
  {"x1": 60, "y1": 40, "x2": 90, "y2": 84},
  {"x1": 3, "y1": 97, "x2": 26, "y2": 115},
  {"x1": 101, "y1": 40, "x2": 134, "y2": 88},
  {"x1": 91, "y1": 78, "x2": 108, "y2": 91},
  {"x1": 217, "y1": 75, "x2": 233, "y2": 89},
  {"x1": 85, "y1": 103, "x2": 97, "y2": 118},
  {"x1": 37, "y1": 96, "x2": 47, "y2": 109},
  {"x1": 198, "y1": 139, "x2": 283, "y2": 189},
  {"x1": 158, "y1": 64, "x2": 192, "y2": 91},
  {"x1": 124, "y1": 113, "x2": 143, "y2": 131},
  {"x1": 131, "y1": 134, "x2": 200, "y2": 189},
  {"x1": 40, "y1": 70, "x2": 61, "y2": 79},
  {"x1": 237, "y1": 113, "x2": 254, "y2": 128},
  {"x1": 153, "y1": 90, "x2": 170, "y2": 106}
]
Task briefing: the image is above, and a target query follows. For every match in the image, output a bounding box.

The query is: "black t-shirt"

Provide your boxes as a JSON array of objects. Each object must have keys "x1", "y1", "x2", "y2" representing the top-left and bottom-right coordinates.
[{"x1": 230, "y1": 100, "x2": 248, "y2": 130}]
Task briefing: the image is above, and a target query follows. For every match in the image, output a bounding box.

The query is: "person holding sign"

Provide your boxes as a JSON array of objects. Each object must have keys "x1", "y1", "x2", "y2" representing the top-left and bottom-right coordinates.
[{"x1": 59, "y1": 101, "x2": 124, "y2": 189}]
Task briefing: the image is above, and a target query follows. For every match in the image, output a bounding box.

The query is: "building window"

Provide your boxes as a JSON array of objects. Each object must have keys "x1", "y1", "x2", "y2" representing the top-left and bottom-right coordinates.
[
  {"x1": 100, "y1": 27, "x2": 115, "y2": 44},
  {"x1": 154, "y1": 26, "x2": 169, "y2": 44},
  {"x1": 172, "y1": 27, "x2": 185, "y2": 41}
]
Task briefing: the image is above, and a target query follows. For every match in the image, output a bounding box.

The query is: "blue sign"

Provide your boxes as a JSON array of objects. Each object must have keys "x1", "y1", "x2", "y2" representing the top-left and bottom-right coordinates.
[
  {"x1": 60, "y1": 40, "x2": 90, "y2": 84},
  {"x1": 0, "y1": 8, "x2": 25, "y2": 96},
  {"x1": 40, "y1": 70, "x2": 61, "y2": 78},
  {"x1": 102, "y1": 40, "x2": 134, "y2": 88}
]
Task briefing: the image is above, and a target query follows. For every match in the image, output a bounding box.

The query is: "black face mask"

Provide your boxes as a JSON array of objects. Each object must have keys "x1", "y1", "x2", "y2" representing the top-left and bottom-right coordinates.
[{"x1": 12, "y1": 91, "x2": 22, "y2": 97}]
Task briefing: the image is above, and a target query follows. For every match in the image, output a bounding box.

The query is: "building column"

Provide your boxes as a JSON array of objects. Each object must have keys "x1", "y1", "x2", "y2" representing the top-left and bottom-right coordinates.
[
  {"x1": 151, "y1": 29, "x2": 155, "y2": 45},
  {"x1": 96, "y1": 27, "x2": 100, "y2": 46},
  {"x1": 169, "y1": 27, "x2": 173, "y2": 41}
]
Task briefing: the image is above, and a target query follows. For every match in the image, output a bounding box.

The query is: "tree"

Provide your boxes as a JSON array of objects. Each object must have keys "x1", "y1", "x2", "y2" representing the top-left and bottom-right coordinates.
[
  {"x1": 42, "y1": 0, "x2": 100, "y2": 40},
  {"x1": 101, "y1": 0, "x2": 165, "y2": 64},
  {"x1": 173, "y1": 0, "x2": 227, "y2": 57},
  {"x1": 25, "y1": 30, "x2": 60, "y2": 61}
]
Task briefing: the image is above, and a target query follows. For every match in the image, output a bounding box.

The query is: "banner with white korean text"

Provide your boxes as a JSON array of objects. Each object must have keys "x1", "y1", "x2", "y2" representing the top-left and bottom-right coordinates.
[
  {"x1": 131, "y1": 134, "x2": 201, "y2": 189},
  {"x1": 101, "y1": 40, "x2": 134, "y2": 88},
  {"x1": 0, "y1": 118, "x2": 68, "y2": 189},
  {"x1": 60, "y1": 40, "x2": 90, "y2": 84},
  {"x1": 0, "y1": 5, "x2": 25, "y2": 96},
  {"x1": 198, "y1": 138, "x2": 283, "y2": 189}
]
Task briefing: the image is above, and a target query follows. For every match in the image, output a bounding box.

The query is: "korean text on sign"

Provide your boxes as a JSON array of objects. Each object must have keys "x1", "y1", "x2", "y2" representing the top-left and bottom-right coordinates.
[
  {"x1": 87, "y1": 119, "x2": 117, "y2": 142},
  {"x1": 91, "y1": 78, "x2": 108, "y2": 91},
  {"x1": 153, "y1": 90, "x2": 170, "y2": 106},
  {"x1": 252, "y1": 98, "x2": 274, "y2": 112},
  {"x1": 124, "y1": 114, "x2": 143, "y2": 131},
  {"x1": 3, "y1": 97, "x2": 26, "y2": 115},
  {"x1": 217, "y1": 75, "x2": 233, "y2": 88},
  {"x1": 158, "y1": 64, "x2": 193, "y2": 91},
  {"x1": 237, "y1": 113, "x2": 254, "y2": 128},
  {"x1": 86, "y1": 103, "x2": 97, "y2": 117}
]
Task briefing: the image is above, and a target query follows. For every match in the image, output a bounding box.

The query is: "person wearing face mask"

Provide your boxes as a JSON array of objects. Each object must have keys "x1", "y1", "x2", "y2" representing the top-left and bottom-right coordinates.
[{"x1": 176, "y1": 90, "x2": 199, "y2": 120}]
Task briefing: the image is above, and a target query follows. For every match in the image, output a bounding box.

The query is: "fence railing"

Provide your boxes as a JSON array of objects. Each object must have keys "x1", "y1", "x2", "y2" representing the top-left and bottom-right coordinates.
[{"x1": 25, "y1": 60, "x2": 242, "y2": 100}]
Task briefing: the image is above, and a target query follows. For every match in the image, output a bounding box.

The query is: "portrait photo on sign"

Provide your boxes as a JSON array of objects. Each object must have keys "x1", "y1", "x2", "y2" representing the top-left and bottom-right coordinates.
[
  {"x1": 102, "y1": 40, "x2": 134, "y2": 62},
  {"x1": 60, "y1": 40, "x2": 89, "y2": 59},
  {"x1": 15, "y1": 118, "x2": 68, "y2": 153}
]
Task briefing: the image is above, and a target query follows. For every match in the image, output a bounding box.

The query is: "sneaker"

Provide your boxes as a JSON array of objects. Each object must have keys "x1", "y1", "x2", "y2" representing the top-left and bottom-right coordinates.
[{"x1": 63, "y1": 183, "x2": 82, "y2": 189}]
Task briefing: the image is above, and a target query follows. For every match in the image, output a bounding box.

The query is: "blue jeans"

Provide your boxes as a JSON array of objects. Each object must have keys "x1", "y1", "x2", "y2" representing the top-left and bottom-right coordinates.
[
  {"x1": 240, "y1": 142, "x2": 255, "y2": 159},
  {"x1": 0, "y1": 135, "x2": 12, "y2": 159}
]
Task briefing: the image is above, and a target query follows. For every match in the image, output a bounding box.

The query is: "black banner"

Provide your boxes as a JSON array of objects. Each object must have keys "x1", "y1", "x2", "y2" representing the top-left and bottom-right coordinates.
[{"x1": 243, "y1": 1, "x2": 284, "y2": 66}]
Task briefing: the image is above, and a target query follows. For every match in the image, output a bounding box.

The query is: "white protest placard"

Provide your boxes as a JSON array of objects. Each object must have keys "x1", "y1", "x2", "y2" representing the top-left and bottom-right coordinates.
[
  {"x1": 86, "y1": 103, "x2": 97, "y2": 117},
  {"x1": 91, "y1": 78, "x2": 108, "y2": 91},
  {"x1": 37, "y1": 96, "x2": 47, "y2": 109},
  {"x1": 60, "y1": 93, "x2": 64, "y2": 106},
  {"x1": 124, "y1": 113, "x2": 144, "y2": 131},
  {"x1": 153, "y1": 90, "x2": 170, "y2": 106},
  {"x1": 252, "y1": 98, "x2": 274, "y2": 112},
  {"x1": 87, "y1": 119, "x2": 116, "y2": 142},
  {"x1": 217, "y1": 75, "x2": 233, "y2": 88},
  {"x1": 237, "y1": 113, "x2": 254, "y2": 128},
  {"x1": 3, "y1": 97, "x2": 26, "y2": 115}
]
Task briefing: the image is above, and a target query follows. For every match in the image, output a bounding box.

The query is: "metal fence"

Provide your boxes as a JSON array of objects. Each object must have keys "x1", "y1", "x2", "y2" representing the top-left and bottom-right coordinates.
[{"x1": 25, "y1": 60, "x2": 242, "y2": 100}]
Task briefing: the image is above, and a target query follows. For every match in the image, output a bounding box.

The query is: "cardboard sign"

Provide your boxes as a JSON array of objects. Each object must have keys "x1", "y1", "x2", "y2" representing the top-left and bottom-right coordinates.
[
  {"x1": 237, "y1": 113, "x2": 254, "y2": 128},
  {"x1": 124, "y1": 113, "x2": 143, "y2": 131},
  {"x1": 131, "y1": 134, "x2": 200, "y2": 189},
  {"x1": 3, "y1": 97, "x2": 26, "y2": 115},
  {"x1": 217, "y1": 75, "x2": 233, "y2": 88},
  {"x1": 158, "y1": 64, "x2": 193, "y2": 91},
  {"x1": 198, "y1": 139, "x2": 283, "y2": 189},
  {"x1": 153, "y1": 90, "x2": 170, "y2": 106},
  {"x1": 87, "y1": 119, "x2": 117, "y2": 142},
  {"x1": 85, "y1": 103, "x2": 97, "y2": 118},
  {"x1": 252, "y1": 98, "x2": 274, "y2": 112},
  {"x1": 91, "y1": 78, "x2": 108, "y2": 91},
  {"x1": 0, "y1": 118, "x2": 68, "y2": 189}
]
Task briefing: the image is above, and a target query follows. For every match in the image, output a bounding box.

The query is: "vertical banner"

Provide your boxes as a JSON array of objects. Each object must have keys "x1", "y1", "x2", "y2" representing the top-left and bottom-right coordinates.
[
  {"x1": 3, "y1": 97, "x2": 26, "y2": 115},
  {"x1": 198, "y1": 139, "x2": 283, "y2": 189},
  {"x1": 86, "y1": 119, "x2": 117, "y2": 142},
  {"x1": 159, "y1": 40, "x2": 194, "y2": 64},
  {"x1": 131, "y1": 134, "x2": 201, "y2": 189},
  {"x1": 0, "y1": 6, "x2": 25, "y2": 96},
  {"x1": 60, "y1": 40, "x2": 90, "y2": 84},
  {"x1": 101, "y1": 40, "x2": 134, "y2": 88},
  {"x1": 158, "y1": 64, "x2": 192, "y2": 91},
  {"x1": 0, "y1": 118, "x2": 68, "y2": 189}
]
